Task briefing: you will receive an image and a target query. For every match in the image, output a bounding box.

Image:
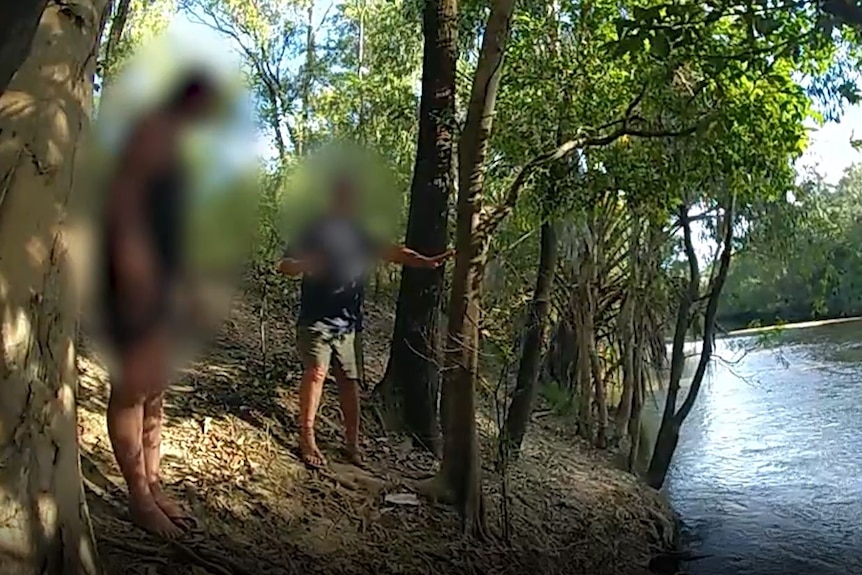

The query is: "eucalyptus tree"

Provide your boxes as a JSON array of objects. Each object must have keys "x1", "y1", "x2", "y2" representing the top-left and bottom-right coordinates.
[
  {"x1": 0, "y1": 1, "x2": 50, "y2": 97},
  {"x1": 0, "y1": 1, "x2": 112, "y2": 572}
]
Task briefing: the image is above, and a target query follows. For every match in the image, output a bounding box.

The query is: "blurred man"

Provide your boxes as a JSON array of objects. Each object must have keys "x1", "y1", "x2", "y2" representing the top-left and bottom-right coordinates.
[
  {"x1": 277, "y1": 177, "x2": 453, "y2": 469},
  {"x1": 101, "y1": 71, "x2": 217, "y2": 538}
]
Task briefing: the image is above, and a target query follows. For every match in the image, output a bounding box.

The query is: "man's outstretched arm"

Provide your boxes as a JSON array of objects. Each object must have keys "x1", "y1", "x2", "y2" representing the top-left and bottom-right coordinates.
[
  {"x1": 276, "y1": 255, "x2": 319, "y2": 276},
  {"x1": 382, "y1": 245, "x2": 455, "y2": 269}
]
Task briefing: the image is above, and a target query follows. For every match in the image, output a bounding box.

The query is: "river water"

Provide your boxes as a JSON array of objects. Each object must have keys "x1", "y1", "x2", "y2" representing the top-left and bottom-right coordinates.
[{"x1": 659, "y1": 319, "x2": 862, "y2": 574}]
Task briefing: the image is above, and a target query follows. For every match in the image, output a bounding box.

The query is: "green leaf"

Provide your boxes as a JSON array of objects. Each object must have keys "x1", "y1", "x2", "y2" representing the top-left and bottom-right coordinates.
[
  {"x1": 650, "y1": 32, "x2": 670, "y2": 58},
  {"x1": 614, "y1": 34, "x2": 646, "y2": 57},
  {"x1": 753, "y1": 15, "x2": 781, "y2": 36}
]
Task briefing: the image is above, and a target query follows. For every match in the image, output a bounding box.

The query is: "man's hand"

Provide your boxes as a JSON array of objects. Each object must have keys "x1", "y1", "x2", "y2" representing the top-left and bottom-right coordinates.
[
  {"x1": 420, "y1": 248, "x2": 455, "y2": 269},
  {"x1": 277, "y1": 255, "x2": 323, "y2": 277},
  {"x1": 384, "y1": 246, "x2": 455, "y2": 269}
]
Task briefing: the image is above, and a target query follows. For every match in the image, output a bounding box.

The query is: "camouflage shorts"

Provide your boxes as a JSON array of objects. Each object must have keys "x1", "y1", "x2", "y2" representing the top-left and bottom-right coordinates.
[{"x1": 296, "y1": 324, "x2": 359, "y2": 381}]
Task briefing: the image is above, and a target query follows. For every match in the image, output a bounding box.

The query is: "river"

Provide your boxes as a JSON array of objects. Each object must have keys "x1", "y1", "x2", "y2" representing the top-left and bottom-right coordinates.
[{"x1": 656, "y1": 319, "x2": 862, "y2": 574}]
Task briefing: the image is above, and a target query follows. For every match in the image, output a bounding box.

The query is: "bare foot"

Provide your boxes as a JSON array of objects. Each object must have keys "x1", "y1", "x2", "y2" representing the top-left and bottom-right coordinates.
[
  {"x1": 299, "y1": 431, "x2": 327, "y2": 469},
  {"x1": 130, "y1": 494, "x2": 183, "y2": 539},
  {"x1": 342, "y1": 444, "x2": 364, "y2": 467},
  {"x1": 150, "y1": 483, "x2": 197, "y2": 530}
]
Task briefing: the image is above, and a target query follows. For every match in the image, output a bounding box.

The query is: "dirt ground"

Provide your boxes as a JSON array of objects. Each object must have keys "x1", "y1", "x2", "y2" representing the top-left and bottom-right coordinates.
[{"x1": 76, "y1": 287, "x2": 676, "y2": 575}]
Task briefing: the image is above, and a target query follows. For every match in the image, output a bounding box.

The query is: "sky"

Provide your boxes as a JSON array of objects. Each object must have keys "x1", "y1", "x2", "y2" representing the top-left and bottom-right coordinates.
[
  {"x1": 797, "y1": 105, "x2": 861, "y2": 184},
  {"x1": 166, "y1": 7, "x2": 862, "y2": 185}
]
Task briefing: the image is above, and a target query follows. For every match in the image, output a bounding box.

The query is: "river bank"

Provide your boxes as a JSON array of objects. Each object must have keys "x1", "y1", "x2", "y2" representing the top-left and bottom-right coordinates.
[
  {"x1": 75, "y1": 287, "x2": 677, "y2": 575},
  {"x1": 727, "y1": 315, "x2": 862, "y2": 336}
]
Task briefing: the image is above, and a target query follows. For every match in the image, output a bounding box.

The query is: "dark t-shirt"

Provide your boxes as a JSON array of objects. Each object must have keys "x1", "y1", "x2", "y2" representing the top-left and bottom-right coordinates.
[{"x1": 283, "y1": 216, "x2": 380, "y2": 333}]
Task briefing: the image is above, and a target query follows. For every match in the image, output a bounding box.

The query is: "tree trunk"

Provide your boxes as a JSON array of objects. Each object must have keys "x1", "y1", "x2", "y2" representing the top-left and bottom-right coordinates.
[
  {"x1": 503, "y1": 221, "x2": 558, "y2": 456},
  {"x1": 553, "y1": 319, "x2": 576, "y2": 391},
  {"x1": 589, "y1": 333, "x2": 608, "y2": 448},
  {"x1": 298, "y1": 3, "x2": 314, "y2": 157},
  {"x1": 433, "y1": 0, "x2": 517, "y2": 537},
  {"x1": 616, "y1": 322, "x2": 635, "y2": 438},
  {"x1": 626, "y1": 353, "x2": 644, "y2": 473},
  {"x1": 0, "y1": 1, "x2": 110, "y2": 573},
  {"x1": 615, "y1": 221, "x2": 640, "y2": 439},
  {"x1": 438, "y1": 236, "x2": 487, "y2": 536},
  {"x1": 648, "y1": 417, "x2": 681, "y2": 486},
  {"x1": 100, "y1": 0, "x2": 132, "y2": 80},
  {"x1": 0, "y1": 0, "x2": 49, "y2": 97},
  {"x1": 647, "y1": 199, "x2": 735, "y2": 489},
  {"x1": 574, "y1": 263, "x2": 593, "y2": 440},
  {"x1": 376, "y1": 0, "x2": 456, "y2": 453}
]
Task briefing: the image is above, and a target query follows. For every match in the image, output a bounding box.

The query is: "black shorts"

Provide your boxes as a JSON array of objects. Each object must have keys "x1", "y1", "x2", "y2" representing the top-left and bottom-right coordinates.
[{"x1": 103, "y1": 282, "x2": 171, "y2": 351}]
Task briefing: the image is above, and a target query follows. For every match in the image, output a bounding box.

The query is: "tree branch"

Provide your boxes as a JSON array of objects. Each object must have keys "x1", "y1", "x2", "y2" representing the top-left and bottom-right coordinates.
[
  {"x1": 675, "y1": 192, "x2": 736, "y2": 423},
  {"x1": 479, "y1": 101, "x2": 706, "y2": 238}
]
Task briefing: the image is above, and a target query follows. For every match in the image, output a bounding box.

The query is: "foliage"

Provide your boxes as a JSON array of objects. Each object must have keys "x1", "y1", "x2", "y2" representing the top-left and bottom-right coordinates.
[{"x1": 721, "y1": 163, "x2": 862, "y2": 328}]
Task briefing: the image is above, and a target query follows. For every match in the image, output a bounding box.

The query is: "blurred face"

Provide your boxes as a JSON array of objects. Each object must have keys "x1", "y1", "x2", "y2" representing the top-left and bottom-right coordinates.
[
  {"x1": 331, "y1": 179, "x2": 358, "y2": 216},
  {"x1": 176, "y1": 82, "x2": 217, "y2": 122}
]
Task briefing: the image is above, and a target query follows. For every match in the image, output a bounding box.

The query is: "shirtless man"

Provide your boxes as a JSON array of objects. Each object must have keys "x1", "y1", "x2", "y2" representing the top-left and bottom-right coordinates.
[
  {"x1": 277, "y1": 177, "x2": 453, "y2": 468},
  {"x1": 102, "y1": 72, "x2": 218, "y2": 538}
]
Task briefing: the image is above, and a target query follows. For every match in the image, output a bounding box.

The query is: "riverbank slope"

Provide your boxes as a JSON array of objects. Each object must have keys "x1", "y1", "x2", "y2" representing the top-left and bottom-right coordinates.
[{"x1": 76, "y1": 287, "x2": 676, "y2": 575}]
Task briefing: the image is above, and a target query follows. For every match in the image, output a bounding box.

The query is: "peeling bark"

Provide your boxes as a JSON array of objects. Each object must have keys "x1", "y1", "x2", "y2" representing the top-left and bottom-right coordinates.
[{"x1": 0, "y1": 1, "x2": 110, "y2": 573}]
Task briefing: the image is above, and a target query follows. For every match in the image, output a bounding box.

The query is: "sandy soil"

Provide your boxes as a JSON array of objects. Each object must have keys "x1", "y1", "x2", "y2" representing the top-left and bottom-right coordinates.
[{"x1": 76, "y1": 286, "x2": 675, "y2": 575}]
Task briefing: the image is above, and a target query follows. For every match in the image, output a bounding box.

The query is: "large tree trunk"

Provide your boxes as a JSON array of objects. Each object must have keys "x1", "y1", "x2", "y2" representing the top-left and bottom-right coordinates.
[
  {"x1": 503, "y1": 220, "x2": 558, "y2": 456},
  {"x1": 589, "y1": 327, "x2": 608, "y2": 448},
  {"x1": 376, "y1": 0, "x2": 456, "y2": 454},
  {"x1": 616, "y1": 303, "x2": 635, "y2": 438},
  {"x1": 0, "y1": 1, "x2": 110, "y2": 572},
  {"x1": 0, "y1": 0, "x2": 50, "y2": 97},
  {"x1": 432, "y1": 0, "x2": 517, "y2": 537}
]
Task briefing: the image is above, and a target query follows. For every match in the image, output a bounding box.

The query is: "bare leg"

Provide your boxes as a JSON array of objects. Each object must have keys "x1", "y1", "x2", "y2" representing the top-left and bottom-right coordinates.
[
  {"x1": 334, "y1": 371, "x2": 361, "y2": 465},
  {"x1": 299, "y1": 364, "x2": 328, "y2": 468},
  {"x1": 143, "y1": 392, "x2": 193, "y2": 528},
  {"x1": 107, "y1": 334, "x2": 181, "y2": 538}
]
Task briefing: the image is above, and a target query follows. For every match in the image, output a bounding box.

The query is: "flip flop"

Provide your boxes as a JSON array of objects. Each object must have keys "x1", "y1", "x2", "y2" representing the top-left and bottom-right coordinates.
[{"x1": 301, "y1": 450, "x2": 328, "y2": 470}]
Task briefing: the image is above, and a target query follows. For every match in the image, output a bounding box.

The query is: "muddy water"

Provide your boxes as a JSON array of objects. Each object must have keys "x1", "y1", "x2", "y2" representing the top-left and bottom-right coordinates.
[{"x1": 654, "y1": 320, "x2": 862, "y2": 574}]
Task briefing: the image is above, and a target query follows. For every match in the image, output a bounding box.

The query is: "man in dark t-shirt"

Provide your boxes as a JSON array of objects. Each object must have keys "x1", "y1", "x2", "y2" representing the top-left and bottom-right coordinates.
[{"x1": 277, "y1": 177, "x2": 453, "y2": 468}]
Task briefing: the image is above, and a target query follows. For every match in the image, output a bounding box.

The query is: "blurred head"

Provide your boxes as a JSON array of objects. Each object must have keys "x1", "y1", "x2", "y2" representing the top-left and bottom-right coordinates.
[
  {"x1": 329, "y1": 175, "x2": 360, "y2": 216},
  {"x1": 167, "y1": 70, "x2": 218, "y2": 121}
]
